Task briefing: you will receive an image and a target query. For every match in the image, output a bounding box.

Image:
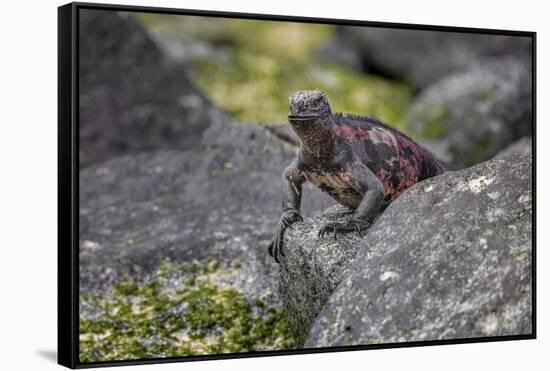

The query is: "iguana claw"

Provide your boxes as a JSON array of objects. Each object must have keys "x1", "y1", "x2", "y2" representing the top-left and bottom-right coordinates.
[{"x1": 268, "y1": 210, "x2": 303, "y2": 263}]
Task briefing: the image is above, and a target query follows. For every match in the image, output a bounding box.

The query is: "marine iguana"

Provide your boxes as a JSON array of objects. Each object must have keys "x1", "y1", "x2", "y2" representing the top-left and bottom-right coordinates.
[{"x1": 268, "y1": 90, "x2": 446, "y2": 263}]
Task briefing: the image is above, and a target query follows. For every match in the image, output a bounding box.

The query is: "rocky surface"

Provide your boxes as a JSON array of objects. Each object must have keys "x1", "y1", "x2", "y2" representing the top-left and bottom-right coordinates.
[
  {"x1": 496, "y1": 137, "x2": 533, "y2": 158},
  {"x1": 277, "y1": 205, "x2": 367, "y2": 345},
  {"x1": 79, "y1": 9, "x2": 230, "y2": 166},
  {"x1": 79, "y1": 119, "x2": 336, "y2": 359},
  {"x1": 330, "y1": 26, "x2": 532, "y2": 89},
  {"x1": 279, "y1": 153, "x2": 532, "y2": 347},
  {"x1": 406, "y1": 58, "x2": 532, "y2": 166},
  {"x1": 79, "y1": 122, "x2": 334, "y2": 299}
]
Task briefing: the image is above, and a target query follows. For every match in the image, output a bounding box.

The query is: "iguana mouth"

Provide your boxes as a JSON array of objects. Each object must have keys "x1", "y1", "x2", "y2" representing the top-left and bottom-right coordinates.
[{"x1": 288, "y1": 114, "x2": 321, "y2": 121}]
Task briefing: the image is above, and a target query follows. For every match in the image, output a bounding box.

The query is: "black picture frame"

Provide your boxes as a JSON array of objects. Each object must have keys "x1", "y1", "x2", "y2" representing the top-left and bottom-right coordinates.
[{"x1": 58, "y1": 2, "x2": 536, "y2": 369}]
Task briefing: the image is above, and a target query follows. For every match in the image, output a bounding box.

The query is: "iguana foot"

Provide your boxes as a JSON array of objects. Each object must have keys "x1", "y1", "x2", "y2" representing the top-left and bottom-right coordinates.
[
  {"x1": 268, "y1": 210, "x2": 303, "y2": 263},
  {"x1": 318, "y1": 220, "x2": 370, "y2": 240}
]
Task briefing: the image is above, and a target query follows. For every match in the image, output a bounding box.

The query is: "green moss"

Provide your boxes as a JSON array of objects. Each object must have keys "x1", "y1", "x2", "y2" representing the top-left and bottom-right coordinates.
[
  {"x1": 418, "y1": 105, "x2": 450, "y2": 140},
  {"x1": 191, "y1": 54, "x2": 411, "y2": 125},
  {"x1": 462, "y1": 137, "x2": 491, "y2": 167},
  {"x1": 283, "y1": 298, "x2": 312, "y2": 347},
  {"x1": 80, "y1": 260, "x2": 295, "y2": 363},
  {"x1": 135, "y1": 14, "x2": 412, "y2": 126},
  {"x1": 113, "y1": 281, "x2": 139, "y2": 296}
]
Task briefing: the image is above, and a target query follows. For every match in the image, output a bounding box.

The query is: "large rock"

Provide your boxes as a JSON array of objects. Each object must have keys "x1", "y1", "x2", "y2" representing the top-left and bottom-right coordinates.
[
  {"x1": 79, "y1": 9, "x2": 229, "y2": 166},
  {"x1": 297, "y1": 153, "x2": 532, "y2": 347},
  {"x1": 79, "y1": 121, "x2": 335, "y2": 300},
  {"x1": 330, "y1": 26, "x2": 532, "y2": 89},
  {"x1": 79, "y1": 120, "x2": 337, "y2": 358},
  {"x1": 406, "y1": 58, "x2": 532, "y2": 166}
]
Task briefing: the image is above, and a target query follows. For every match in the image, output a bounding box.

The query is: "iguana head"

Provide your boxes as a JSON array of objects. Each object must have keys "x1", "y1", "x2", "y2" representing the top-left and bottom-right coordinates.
[{"x1": 288, "y1": 90, "x2": 332, "y2": 122}]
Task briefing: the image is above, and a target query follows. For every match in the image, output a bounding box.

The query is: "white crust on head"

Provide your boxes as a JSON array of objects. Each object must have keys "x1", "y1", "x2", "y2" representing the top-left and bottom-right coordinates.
[{"x1": 289, "y1": 90, "x2": 331, "y2": 116}]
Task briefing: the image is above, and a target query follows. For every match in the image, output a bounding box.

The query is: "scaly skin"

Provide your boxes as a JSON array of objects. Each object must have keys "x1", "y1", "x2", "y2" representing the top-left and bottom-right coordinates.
[{"x1": 268, "y1": 90, "x2": 446, "y2": 263}]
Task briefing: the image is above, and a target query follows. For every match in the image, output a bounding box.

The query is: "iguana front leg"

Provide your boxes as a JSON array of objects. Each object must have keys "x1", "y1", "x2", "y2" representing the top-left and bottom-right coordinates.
[
  {"x1": 268, "y1": 160, "x2": 306, "y2": 263},
  {"x1": 319, "y1": 162, "x2": 384, "y2": 239}
]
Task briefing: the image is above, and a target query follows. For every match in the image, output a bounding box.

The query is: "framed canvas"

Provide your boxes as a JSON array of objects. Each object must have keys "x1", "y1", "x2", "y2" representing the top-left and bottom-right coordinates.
[{"x1": 58, "y1": 2, "x2": 536, "y2": 368}]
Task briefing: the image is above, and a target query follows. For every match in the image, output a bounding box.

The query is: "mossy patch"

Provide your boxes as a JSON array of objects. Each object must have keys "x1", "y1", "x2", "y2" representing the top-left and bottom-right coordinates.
[
  {"x1": 135, "y1": 14, "x2": 412, "y2": 126},
  {"x1": 415, "y1": 105, "x2": 450, "y2": 140},
  {"x1": 461, "y1": 137, "x2": 491, "y2": 167},
  {"x1": 80, "y1": 259, "x2": 294, "y2": 363},
  {"x1": 283, "y1": 298, "x2": 312, "y2": 347}
]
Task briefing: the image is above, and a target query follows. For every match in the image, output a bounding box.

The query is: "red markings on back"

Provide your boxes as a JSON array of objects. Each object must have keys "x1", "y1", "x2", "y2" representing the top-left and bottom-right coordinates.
[
  {"x1": 332, "y1": 121, "x2": 443, "y2": 202},
  {"x1": 334, "y1": 125, "x2": 370, "y2": 141},
  {"x1": 394, "y1": 135, "x2": 427, "y2": 164},
  {"x1": 376, "y1": 134, "x2": 430, "y2": 201}
]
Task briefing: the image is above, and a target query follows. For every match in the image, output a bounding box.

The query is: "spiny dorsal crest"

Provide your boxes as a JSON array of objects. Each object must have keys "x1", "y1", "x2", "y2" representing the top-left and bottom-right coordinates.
[{"x1": 333, "y1": 112, "x2": 381, "y2": 123}]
